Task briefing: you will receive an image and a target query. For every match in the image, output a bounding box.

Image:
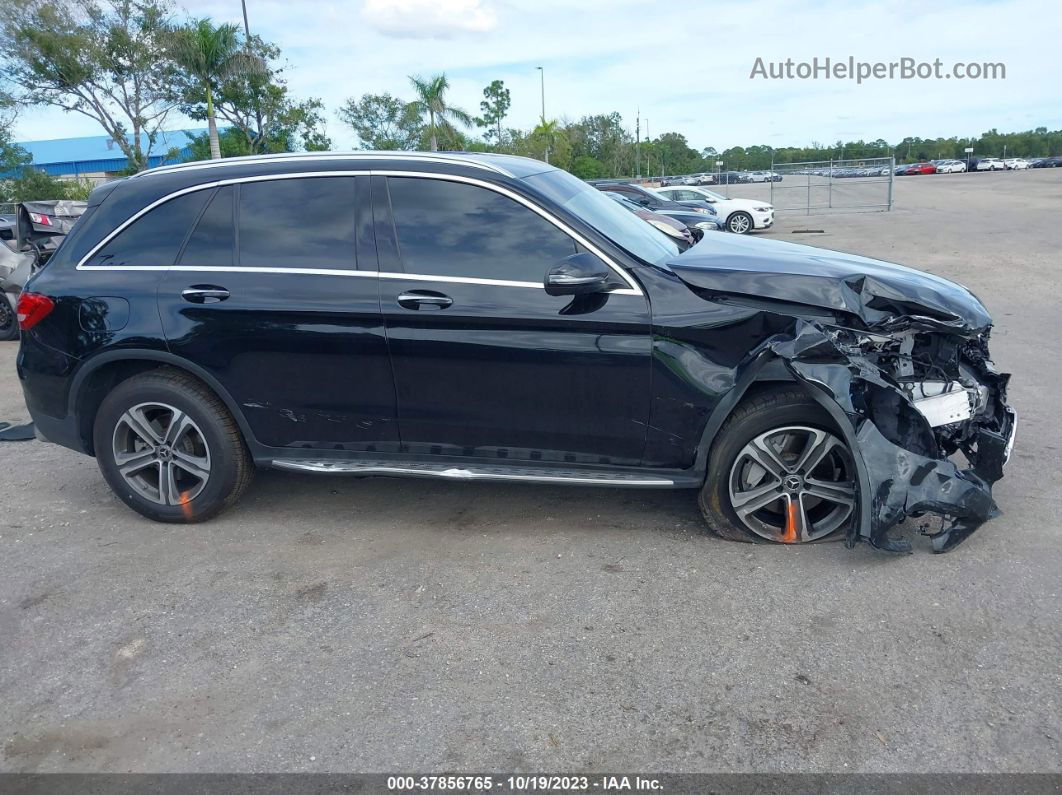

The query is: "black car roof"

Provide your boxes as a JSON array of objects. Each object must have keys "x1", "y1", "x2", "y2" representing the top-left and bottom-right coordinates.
[{"x1": 131, "y1": 151, "x2": 556, "y2": 183}]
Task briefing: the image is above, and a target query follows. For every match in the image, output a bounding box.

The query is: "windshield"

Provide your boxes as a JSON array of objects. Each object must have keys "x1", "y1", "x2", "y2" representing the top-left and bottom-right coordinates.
[
  {"x1": 699, "y1": 189, "x2": 726, "y2": 202},
  {"x1": 605, "y1": 193, "x2": 643, "y2": 212},
  {"x1": 522, "y1": 170, "x2": 680, "y2": 264}
]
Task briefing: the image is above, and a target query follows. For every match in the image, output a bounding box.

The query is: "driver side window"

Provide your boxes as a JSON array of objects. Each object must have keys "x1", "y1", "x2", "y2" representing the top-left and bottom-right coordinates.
[{"x1": 387, "y1": 177, "x2": 577, "y2": 282}]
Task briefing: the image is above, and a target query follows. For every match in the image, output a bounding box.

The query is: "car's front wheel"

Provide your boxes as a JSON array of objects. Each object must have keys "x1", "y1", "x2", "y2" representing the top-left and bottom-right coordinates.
[
  {"x1": 727, "y1": 212, "x2": 753, "y2": 234},
  {"x1": 93, "y1": 369, "x2": 254, "y2": 522},
  {"x1": 699, "y1": 388, "x2": 858, "y2": 544}
]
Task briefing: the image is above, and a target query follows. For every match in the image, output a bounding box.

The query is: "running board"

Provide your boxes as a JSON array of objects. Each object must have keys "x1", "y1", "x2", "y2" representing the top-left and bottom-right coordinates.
[{"x1": 270, "y1": 459, "x2": 686, "y2": 487}]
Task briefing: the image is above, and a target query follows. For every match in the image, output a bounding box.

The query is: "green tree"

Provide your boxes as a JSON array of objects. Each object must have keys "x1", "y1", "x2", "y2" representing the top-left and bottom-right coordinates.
[
  {"x1": 169, "y1": 32, "x2": 330, "y2": 157},
  {"x1": 0, "y1": 166, "x2": 92, "y2": 203},
  {"x1": 166, "y1": 18, "x2": 264, "y2": 160},
  {"x1": 183, "y1": 126, "x2": 252, "y2": 160},
  {"x1": 529, "y1": 118, "x2": 560, "y2": 165},
  {"x1": 408, "y1": 74, "x2": 472, "y2": 152},
  {"x1": 569, "y1": 154, "x2": 605, "y2": 179},
  {"x1": 475, "y1": 80, "x2": 510, "y2": 148},
  {"x1": 0, "y1": 0, "x2": 176, "y2": 172},
  {"x1": 337, "y1": 92, "x2": 422, "y2": 150}
]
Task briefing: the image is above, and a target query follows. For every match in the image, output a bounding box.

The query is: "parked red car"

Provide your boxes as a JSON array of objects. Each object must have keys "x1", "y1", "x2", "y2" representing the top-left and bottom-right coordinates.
[{"x1": 897, "y1": 162, "x2": 937, "y2": 175}]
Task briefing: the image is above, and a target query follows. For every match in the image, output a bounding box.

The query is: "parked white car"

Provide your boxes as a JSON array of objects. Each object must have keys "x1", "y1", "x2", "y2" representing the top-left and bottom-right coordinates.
[
  {"x1": 936, "y1": 160, "x2": 967, "y2": 173},
  {"x1": 657, "y1": 186, "x2": 774, "y2": 234},
  {"x1": 976, "y1": 157, "x2": 1005, "y2": 171},
  {"x1": 1004, "y1": 158, "x2": 1030, "y2": 170},
  {"x1": 746, "y1": 171, "x2": 770, "y2": 183}
]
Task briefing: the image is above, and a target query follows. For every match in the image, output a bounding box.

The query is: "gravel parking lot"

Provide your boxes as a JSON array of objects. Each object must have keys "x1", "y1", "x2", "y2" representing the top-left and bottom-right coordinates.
[{"x1": 1, "y1": 169, "x2": 1060, "y2": 774}]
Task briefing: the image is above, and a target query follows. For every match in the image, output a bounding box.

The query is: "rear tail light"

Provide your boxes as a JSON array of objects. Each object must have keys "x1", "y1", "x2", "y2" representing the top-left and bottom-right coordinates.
[
  {"x1": 28, "y1": 212, "x2": 53, "y2": 226},
  {"x1": 16, "y1": 292, "x2": 55, "y2": 331}
]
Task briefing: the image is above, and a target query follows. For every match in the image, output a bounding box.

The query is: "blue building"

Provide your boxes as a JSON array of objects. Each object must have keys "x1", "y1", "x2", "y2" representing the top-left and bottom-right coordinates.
[{"x1": 8, "y1": 128, "x2": 208, "y2": 182}]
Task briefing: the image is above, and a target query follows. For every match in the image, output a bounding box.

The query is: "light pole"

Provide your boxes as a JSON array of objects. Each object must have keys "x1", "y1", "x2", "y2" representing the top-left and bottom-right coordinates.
[
  {"x1": 535, "y1": 66, "x2": 545, "y2": 121},
  {"x1": 535, "y1": 66, "x2": 547, "y2": 164},
  {"x1": 241, "y1": 0, "x2": 263, "y2": 151},
  {"x1": 635, "y1": 109, "x2": 640, "y2": 180}
]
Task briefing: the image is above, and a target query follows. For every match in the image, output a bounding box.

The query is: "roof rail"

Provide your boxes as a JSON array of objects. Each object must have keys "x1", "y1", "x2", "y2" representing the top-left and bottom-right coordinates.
[{"x1": 134, "y1": 151, "x2": 514, "y2": 179}]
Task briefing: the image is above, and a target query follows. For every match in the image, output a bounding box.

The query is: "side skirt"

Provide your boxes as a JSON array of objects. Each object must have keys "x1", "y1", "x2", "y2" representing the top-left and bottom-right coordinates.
[{"x1": 270, "y1": 457, "x2": 701, "y2": 488}]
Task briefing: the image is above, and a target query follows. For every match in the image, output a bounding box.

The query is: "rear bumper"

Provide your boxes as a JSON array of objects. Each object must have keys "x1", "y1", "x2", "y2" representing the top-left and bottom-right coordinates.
[
  {"x1": 30, "y1": 409, "x2": 89, "y2": 453},
  {"x1": 17, "y1": 337, "x2": 91, "y2": 455}
]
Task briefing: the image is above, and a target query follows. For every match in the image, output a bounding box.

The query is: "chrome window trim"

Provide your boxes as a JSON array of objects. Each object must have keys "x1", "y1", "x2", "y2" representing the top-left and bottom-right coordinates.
[
  {"x1": 374, "y1": 170, "x2": 642, "y2": 296},
  {"x1": 75, "y1": 169, "x2": 644, "y2": 297},
  {"x1": 135, "y1": 152, "x2": 513, "y2": 180}
]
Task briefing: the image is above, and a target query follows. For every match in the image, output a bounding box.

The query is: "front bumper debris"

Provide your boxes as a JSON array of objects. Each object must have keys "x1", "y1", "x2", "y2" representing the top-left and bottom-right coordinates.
[{"x1": 765, "y1": 321, "x2": 1013, "y2": 554}]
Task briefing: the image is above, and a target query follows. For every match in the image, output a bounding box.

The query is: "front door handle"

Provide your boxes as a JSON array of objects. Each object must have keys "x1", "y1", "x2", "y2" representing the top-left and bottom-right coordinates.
[
  {"x1": 182, "y1": 286, "x2": 230, "y2": 304},
  {"x1": 397, "y1": 290, "x2": 452, "y2": 310}
]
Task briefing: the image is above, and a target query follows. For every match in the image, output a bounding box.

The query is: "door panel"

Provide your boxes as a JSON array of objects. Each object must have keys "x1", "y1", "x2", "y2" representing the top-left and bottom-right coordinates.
[
  {"x1": 377, "y1": 175, "x2": 652, "y2": 466},
  {"x1": 159, "y1": 176, "x2": 397, "y2": 452}
]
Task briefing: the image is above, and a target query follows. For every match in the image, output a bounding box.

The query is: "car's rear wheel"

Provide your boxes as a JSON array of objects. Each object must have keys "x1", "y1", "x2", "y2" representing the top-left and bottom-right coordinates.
[
  {"x1": 0, "y1": 294, "x2": 18, "y2": 341},
  {"x1": 727, "y1": 212, "x2": 753, "y2": 234},
  {"x1": 93, "y1": 369, "x2": 254, "y2": 522},
  {"x1": 699, "y1": 388, "x2": 858, "y2": 544}
]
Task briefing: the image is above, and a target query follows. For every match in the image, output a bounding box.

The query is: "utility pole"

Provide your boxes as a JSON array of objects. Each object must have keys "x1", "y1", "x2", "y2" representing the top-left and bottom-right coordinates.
[
  {"x1": 241, "y1": 0, "x2": 264, "y2": 152},
  {"x1": 645, "y1": 119, "x2": 650, "y2": 177},
  {"x1": 635, "y1": 108, "x2": 640, "y2": 180}
]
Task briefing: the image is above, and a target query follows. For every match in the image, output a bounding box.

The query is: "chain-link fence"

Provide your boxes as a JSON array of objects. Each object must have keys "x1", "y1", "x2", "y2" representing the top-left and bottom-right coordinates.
[{"x1": 765, "y1": 157, "x2": 894, "y2": 214}]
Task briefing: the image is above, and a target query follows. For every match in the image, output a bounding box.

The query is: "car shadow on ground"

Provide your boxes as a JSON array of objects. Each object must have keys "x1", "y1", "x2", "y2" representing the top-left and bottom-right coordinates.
[{"x1": 232, "y1": 469, "x2": 922, "y2": 563}]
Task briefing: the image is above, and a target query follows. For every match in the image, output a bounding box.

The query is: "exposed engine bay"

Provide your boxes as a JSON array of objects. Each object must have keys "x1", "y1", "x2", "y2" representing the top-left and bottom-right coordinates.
[
  {"x1": 764, "y1": 319, "x2": 1013, "y2": 554},
  {"x1": 667, "y1": 234, "x2": 1016, "y2": 553}
]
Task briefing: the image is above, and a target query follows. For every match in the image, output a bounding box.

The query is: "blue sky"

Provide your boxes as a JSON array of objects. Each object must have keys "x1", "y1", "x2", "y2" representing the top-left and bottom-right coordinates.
[{"x1": 12, "y1": 0, "x2": 1062, "y2": 151}]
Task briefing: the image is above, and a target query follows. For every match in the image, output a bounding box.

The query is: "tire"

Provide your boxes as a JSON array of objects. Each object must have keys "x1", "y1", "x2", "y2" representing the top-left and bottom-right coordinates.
[
  {"x1": 93, "y1": 368, "x2": 254, "y2": 523},
  {"x1": 0, "y1": 294, "x2": 17, "y2": 341},
  {"x1": 726, "y1": 211, "x2": 754, "y2": 234},
  {"x1": 699, "y1": 387, "x2": 858, "y2": 544}
]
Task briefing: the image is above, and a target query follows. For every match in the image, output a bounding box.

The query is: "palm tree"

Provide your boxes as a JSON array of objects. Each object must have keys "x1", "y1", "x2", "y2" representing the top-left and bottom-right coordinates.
[
  {"x1": 168, "y1": 19, "x2": 264, "y2": 160},
  {"x1": 532, "y1": 119, "x2": 558, "y2": 164},
  {"x1": 408, "y1": 74, "x2": 473, "y2": 152}
]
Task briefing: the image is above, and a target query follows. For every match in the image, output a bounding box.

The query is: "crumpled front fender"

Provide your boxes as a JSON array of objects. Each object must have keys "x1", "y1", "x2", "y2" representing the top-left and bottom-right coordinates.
[{"x1": 762, "y1": 321, "x2": 1010, "y2": 553}]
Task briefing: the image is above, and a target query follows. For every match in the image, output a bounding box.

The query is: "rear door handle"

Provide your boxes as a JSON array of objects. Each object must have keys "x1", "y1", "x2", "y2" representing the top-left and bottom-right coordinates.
[
  {"x1": 182, "y1": 286, "x2": 230, "y2": 304},
  {"x1": 397, "y1": 290, "x2": 452, "y2": 310}
]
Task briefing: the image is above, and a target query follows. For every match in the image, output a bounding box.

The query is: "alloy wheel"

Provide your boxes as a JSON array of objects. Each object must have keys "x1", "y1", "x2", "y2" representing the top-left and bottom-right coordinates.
[
  {"x1": 728, "y1": 214, "x2": 751, "y2": 234},
  {"x1": 728, "y1": 425, "x2": 856, "y2": 543},
  {"x1": 111, "y1": 402, "x2": 211, "y2": 506},
  {"x1": 0, "y1": 297, "x2": 13, "y2": 334}
]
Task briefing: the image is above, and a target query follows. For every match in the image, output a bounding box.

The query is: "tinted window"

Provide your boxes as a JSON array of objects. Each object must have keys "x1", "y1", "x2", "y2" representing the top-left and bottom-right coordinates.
[
  {"x1": 85, "y1": 191, "x2": 209, "y2": 267},
  {"x1": 179, "y1": 186, "x2": 234, "y2": 267},
  {"x1": 387, "y1": 177, "x2": 576, "y2": 281},
  {"x1": 238, "y1": 177, "x2": 356, "y2": 270}
]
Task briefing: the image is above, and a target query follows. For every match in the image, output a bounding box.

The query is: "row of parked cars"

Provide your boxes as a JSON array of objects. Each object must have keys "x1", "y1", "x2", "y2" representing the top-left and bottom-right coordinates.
[
  {"x1": 791, "y1": 165, "x2": 892, "y2": 178},
  {"x1": 588, "y1": 181, "x2": 774, "y2": 239},
  {"x1": 659, "y1": 171, "x2": 783, "y2": 187},
  {"x1": 896, "y1": 156, "x2": 1062, "y2": 175}
]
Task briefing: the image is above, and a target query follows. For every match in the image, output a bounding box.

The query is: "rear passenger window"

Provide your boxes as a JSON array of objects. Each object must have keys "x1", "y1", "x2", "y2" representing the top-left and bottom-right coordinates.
[
  {"x1": 387, "y1": 177, "x2": 577, "y2": 282},
  {"x1": 179, "y1": 186, "x2": 234, "y2": 267},
  {"x1": 238, "y1": 177, "x2": 356, "y2": 270},
  {"x1": 84, "y1": 191, "x2": 209, "y2": 267}
]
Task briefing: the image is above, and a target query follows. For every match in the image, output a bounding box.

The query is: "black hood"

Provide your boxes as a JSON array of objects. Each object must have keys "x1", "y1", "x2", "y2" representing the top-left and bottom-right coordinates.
[{"x1": 667, "y1": 233, "x2": 992, "y2": 334}]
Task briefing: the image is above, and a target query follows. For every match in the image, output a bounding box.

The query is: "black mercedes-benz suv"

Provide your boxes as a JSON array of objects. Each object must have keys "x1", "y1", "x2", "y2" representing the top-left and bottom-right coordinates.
[{"x1": 16, "y1": 152, "x2": 1015, "y2": 553}]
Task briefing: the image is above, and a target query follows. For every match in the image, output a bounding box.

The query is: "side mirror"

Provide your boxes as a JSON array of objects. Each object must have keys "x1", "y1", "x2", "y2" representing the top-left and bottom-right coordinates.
[{"x1": 544, "y1": 253, "x2": 611, "y2": 296}]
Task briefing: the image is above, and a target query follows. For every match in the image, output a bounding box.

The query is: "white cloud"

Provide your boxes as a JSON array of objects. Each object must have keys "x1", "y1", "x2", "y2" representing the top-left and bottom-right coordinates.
[{"x1": 360, "y1": 0, "x2": 497, "y2": 38}]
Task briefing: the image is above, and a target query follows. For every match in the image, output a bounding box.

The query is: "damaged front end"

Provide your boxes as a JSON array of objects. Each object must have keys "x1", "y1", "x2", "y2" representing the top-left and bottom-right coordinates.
[
  {"x1": 768, "y1": 319, "x2": 1014, "y2": 553},
  {"x1": 667, "y1": 234, "x2": 1015, "y2": 553}
]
